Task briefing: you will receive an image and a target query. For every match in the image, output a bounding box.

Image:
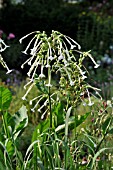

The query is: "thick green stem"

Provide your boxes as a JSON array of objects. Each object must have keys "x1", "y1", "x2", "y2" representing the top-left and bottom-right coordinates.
[{"x1": 48, "y1": 67, "x2": 52, "y2": 128}]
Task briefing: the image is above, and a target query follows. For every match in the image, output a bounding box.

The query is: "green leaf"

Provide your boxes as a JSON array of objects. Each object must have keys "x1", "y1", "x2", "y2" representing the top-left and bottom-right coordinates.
[
  {"x1": 52, "y1": 102, "x2": 64, "y2": 127},
  {"x1": 102, "y1": 117, "x2": 111, "y2": 134},
  {"x1": 32, "y1": 119, "x2": 49, "y2": 142},
  {"x1": 5, "y1": 140, "x2": 15, "y2": 157},
  {"x1": 12, "y1": 105, "x2": 28, "y2": 139},
  {"x1": 0, "y1": 86, "x2": 12, "y2": 111},
  {"x1": 35, "y1": 80, "x2": 48, "y2": 94}
]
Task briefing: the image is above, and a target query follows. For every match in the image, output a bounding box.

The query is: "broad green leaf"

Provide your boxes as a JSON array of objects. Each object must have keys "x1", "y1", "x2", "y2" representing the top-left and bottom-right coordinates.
[
  {"x1": 5, "y1": 140, "x2": 15, "y2": 157},
  {"x1": 0, "y1": 86, "x2": 12, "y2": 111},
  {"x1": 13, "y1": 105, "x2": 28, "y2": 139}
]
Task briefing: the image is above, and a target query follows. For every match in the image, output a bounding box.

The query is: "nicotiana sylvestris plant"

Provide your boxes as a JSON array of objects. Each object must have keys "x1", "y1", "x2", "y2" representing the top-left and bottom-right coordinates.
[
  {"x1": 19, "y1": 30, "x2": 100, "y2": 127},
  {"x1": 0, "y1": 38, "x2": 12, "y2": 74}
]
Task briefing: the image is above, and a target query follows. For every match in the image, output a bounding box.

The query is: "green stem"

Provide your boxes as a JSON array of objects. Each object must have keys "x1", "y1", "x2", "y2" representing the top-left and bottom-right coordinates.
[
  {"x1": 48, "y1": 67, "x2": 52, "y2": 128},
  {"x1": 48, "y1": 86, "x2": 52, "y2": 128}
]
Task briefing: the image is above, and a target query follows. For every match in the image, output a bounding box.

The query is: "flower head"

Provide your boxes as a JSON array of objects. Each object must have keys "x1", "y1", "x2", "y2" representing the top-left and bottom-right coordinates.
[
  {"x1": 88, "y1": 102, "x2": 94, "y2": 106},
  {"x1": 58, "y1": 54, "x2": 64, "y2": 60},
  {"x1": 70, "y1": 81, "x2": 74, "y2": 86},
  {"x1": 6, "y1": 69, "x2": 12, "y2": 74},
  {"x1": 7, "y1": 33, "x2": 15, "y2": 40},
  {"x1": 39, "y1": 73, "x2": 45, "y2": 78},
  {"x1": 48, "y1": 55, "x2": 54, "y2": 61}
]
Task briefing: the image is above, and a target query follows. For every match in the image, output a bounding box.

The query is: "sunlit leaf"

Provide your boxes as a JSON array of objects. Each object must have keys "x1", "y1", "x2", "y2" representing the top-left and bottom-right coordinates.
[{"x1": 0, "y1": 86, "x2": 12, "y2": 112}]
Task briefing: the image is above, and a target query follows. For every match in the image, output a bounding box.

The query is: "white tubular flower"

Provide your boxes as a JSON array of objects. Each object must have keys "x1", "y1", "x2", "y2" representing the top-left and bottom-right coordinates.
[
  {"x1": 38, "y1": 108, "x2": 41, "y2": 113},
  {"x1": 64, "y1": 35, "x2": 81, "y2": 50},
  {"x1": 74, "y1": 63, "x2": 86, "y2": 78},
  {"x1": 41, "y1": 109, "x2": 48, "y2": 119},
  {"x1": 22, "y1": 96, "x2": 27, "y2": 101},
  {"x1": 48, "y1": 55, "x2": 54, "y2": 61},
  {"x1": 29, "y1": 95, "x2": 43, "y2": 105},
  {"x1": 39, "y1": 59, "x2": 45, "y2": 78},
  {"x1": 86, "y1": 53, "x2": 100, "y2": 68},
  {"x1": 24, "y1": 79, "x2": 33, "y2": 89},
  {"x1": 30, "y1": 40, "x2": 42, "y2": 55},
  {"x1": 58, "y1": 41, "x2": 64, "y2": 61},
  {"x1": 48, "y1": 42, "x2": 54, "y2": 61},
  {"x1": 86, "y1": 89, "x2": 94, "y2": 106},
  {"x1": 70, "y1": 44, "x2": 77, "y2": 50},
  {"x1": 81, "y1": 75, "x2": 87, "y2": 80},
  {"x1": 30, "y1": 47, "x2": 37, "y2": 56},
  {"x1": 31, "y1": 96, "x2": 44, "y2": 112},
  {"x1": 45, "y1": 64, "x2": 50, "y2": 68},
  {"x1": 4, "y1": 62, "x2": 12, "y2": 74},
  {"x1": 39, "y1": 73, "x2": 45, "y2": 78},
  {"x1": 19, "y1": 31, "x2": 38, "y2": 44},
  {"x1": 63, "y1": 41, "x2": 72, "y2": 61},
  {"x1": 6, "y1": 69, "x2": 12, "y2": 74},
  {"x1": 38, "y1": 102, "x2": 46, "y2": 113},
  {"x1": 28, "y1": 60, "x2": 32, "y2": 66},
  {"x1": 21, "y1": 36, "x2": 36, "y2": 55},
  {"x1": 44, "y1": 100, "x2": 48, "y2": 106},
  {"x1": 27, "y1": 57, "x2": 39, "y2": 77},
  {"x1": 22, "y1": 82, "x2": 35, "y2": 101},
  {"x1": 31, "y1": 108, "x2": 35, "y2": 112},
  {"x1": 32, "y1": 35, "x2": 39, "y2": 49},
  {"x1": 21, "y1": 57, "x2": 33, "y2": 69}
]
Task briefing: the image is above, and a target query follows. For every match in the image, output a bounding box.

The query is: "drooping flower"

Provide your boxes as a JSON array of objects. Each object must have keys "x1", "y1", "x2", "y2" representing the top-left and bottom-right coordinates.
[
  {"x1": 22, "y1": 83, "x2": 35, "y2": 101},
  {"x1": 86, "y1": 52, "x2": 100, "y2": 68},
  {"x1": 19, "y1": 31, "x2": 37, "y2": 44},
  {"x1": 64, "y1": 35, "x2": 81, "y2": 50}
]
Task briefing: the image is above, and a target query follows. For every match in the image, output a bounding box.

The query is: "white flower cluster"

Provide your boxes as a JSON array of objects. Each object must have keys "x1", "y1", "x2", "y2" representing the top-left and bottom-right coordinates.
[{"x1": 19, "y1": 30, "x2": 100, "y2": 111}]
